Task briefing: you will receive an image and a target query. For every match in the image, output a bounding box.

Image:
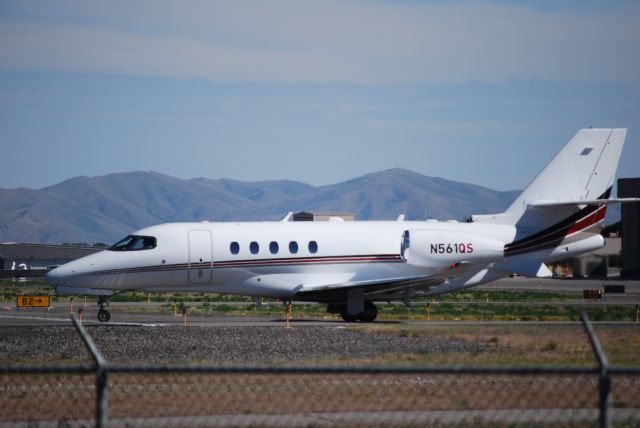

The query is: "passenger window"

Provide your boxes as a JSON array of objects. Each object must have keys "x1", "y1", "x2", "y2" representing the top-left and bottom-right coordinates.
[
  {"x1": 230, "y1": 242, "x2": 240, "y2": 255},
  {"x1": 250, "y1": 241, "x2": 259, "y2": 254},
  {"x1": 289, "y1": 241, "x2": 298, "y2": 254},
  {"x1": 269, "y1": 241, "x2": 279, "y2": 254},
  {"x1": 308, "y1": 240, "x2": 318, "y2": 254}
]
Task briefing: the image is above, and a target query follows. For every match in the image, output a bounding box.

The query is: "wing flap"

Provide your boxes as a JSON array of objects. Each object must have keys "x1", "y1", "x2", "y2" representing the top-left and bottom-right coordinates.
[{"x1": 295, "y1": 263, "x2": 476, "y2": 302}]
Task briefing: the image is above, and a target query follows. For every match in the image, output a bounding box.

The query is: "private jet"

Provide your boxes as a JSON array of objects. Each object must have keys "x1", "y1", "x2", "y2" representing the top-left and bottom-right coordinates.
[{"x1": 45, "y1": 128, "x2": 637, "y2": 322}]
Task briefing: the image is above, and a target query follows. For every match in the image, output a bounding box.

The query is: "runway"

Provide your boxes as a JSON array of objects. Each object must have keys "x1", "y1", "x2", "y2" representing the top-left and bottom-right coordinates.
[
  {"x1": 478, "y1": 277, "x2": 640, "y2": 294},
  {"x1": 2, "y1": 307, "x2": 639, "y2": 328},
  {"x1": 2, "y1": 276, "x2": 639, "y2": 327},
  {"x1": 3, "y1": 280, "x2": 639, "y2": 428}
]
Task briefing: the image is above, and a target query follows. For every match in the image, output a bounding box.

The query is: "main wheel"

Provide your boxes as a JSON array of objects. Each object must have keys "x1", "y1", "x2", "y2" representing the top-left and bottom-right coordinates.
[
  {"x1": 97, "y1": 309, "x2": 111, "y2": 322},
  {"x1": 340, "y1": 311, "x2": 358, "y2": 322},
  {"x1": 358, "y1": 302, "x2": 378, "y2": 322}
]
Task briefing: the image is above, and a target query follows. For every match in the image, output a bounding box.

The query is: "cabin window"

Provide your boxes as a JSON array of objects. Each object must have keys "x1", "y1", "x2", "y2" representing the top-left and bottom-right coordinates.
[
  {"x1": 269, "y1": 241, "x2": 279, "y2": 254},
  {"x1": 308, "y1": 240, "x2": 318, "y2": 254},
  {"x1": 289, "y1": 241, "x2": 298, "y2": 254},
  {"x1": 250, "y1": 241, "x2": 259, "y2": 254},
  {"x1": 230, "y1": 242, "x2": 240, "y2": 255},
  {"x1": 108, "y1": 235, "x2": 157, "y2": 251}
]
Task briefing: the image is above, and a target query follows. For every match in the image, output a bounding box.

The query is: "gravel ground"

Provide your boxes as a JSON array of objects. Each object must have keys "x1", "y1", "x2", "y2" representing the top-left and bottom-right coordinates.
[{"x1": 0, "y1": 325, "x2": 482, "y2": 363}]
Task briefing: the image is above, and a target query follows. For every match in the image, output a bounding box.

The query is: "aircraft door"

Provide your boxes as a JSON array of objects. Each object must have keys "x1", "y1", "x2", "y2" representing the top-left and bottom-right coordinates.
[{"x1": 188, "y1": 230, "x2": 213, "y2": 283}]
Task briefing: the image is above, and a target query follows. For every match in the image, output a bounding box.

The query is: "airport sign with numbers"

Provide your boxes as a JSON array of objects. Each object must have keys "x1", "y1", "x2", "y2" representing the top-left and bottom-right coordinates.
[{"x1": 17, "y1": 295, "x2": 50, "y2": 308}]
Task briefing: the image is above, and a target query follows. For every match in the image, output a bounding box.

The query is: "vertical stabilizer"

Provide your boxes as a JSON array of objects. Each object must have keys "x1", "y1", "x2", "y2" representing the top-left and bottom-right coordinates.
[
  {"x1": 473, "y1": 128, "x2": 628, "y2": 278},
  {"x1": 473, "y1": 128, "x2": 626, "y2": 234},
  {"x1": 506, "y1": 128, "x2": 626, "y2": 220}
]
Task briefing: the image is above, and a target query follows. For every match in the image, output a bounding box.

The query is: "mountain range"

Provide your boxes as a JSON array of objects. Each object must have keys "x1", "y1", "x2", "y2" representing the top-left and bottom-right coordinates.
[{"x1": 1, "y1": 169, "x2": 522, "y2": 244}]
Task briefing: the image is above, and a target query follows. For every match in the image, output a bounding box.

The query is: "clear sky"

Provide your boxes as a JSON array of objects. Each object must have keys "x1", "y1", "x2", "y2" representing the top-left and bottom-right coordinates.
[{"x1": 0, "y1": 0, "x2": 638, "y2": 191}]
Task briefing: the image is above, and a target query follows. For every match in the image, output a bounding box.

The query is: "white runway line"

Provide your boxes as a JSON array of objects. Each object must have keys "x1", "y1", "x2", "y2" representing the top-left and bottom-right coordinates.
[{"x1": 0, "y1": 314, "x2": 168, "y2": 327}]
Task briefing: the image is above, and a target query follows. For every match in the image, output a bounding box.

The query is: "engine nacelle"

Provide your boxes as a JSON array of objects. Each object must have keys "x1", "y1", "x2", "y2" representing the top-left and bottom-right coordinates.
[
  {"x1": 401, "y1": 229, "x2": 504, "y2": 269},
  {"x1": 544, "y1": 234, "x2": 604, "y2": 263}
]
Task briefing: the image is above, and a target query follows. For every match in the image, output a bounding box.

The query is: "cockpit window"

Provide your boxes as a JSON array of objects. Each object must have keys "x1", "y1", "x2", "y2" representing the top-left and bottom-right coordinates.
[{"x1": 108, "y1": 235, "x2": 157, "y2": 251}]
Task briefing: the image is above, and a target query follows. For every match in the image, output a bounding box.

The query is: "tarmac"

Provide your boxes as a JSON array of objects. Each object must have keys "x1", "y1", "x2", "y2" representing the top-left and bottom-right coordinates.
[
  {"x1": 1, "y1": 277, "x2": 639, "y2": 327},
  {"x1": 2, "y1": 277, "x2": 638, "y2": 427},
  {"x1": 478, "y1": 276, "x2": 640, "y2": 294}
]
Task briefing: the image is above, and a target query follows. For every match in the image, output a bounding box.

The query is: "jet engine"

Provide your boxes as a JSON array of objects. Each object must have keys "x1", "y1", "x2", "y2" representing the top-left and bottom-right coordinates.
[{"x1": 401, "y1": 229, "x2": 504, "y2": 269}]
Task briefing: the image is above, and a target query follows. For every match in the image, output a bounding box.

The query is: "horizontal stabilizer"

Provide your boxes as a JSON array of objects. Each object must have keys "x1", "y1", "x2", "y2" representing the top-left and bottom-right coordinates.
[{"x1": 527, "y1": 198, "x2": 640, "y2": 208}]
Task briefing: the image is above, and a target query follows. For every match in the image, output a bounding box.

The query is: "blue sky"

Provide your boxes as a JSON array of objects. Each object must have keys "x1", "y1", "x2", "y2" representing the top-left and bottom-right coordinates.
[{"x1": 0, "y1": 0, "x2": 638, "y2": 191}]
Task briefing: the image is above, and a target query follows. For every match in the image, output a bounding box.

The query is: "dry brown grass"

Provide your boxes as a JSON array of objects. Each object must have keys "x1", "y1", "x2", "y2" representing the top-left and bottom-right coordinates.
[
  {"x1": 6, "y1": 372, "x2": 639, "y2": 422},
  {"x1": 347, "y1": 324, "x2": 640, "y2": 367},
  {"x1": 2, "y1": 323, "x2": 638, "y2": 424}
]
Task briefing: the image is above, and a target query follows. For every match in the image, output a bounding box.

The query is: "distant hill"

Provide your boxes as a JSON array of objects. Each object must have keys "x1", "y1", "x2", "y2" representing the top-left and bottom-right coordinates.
[{"x1": 0, "y1": 169, "x2": 520, "y2": 244}]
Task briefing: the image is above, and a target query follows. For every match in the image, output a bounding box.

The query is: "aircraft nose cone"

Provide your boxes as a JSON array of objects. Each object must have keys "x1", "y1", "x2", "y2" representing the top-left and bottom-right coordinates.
[
  {"x1": 43, "y1": 268, "x2": 59, "y2": 286},
  {"x1": 44, "y1": 266, "x2": 67, "y2": 287}
]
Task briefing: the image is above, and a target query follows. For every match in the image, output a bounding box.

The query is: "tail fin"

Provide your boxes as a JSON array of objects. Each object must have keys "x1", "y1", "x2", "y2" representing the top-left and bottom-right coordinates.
[
  {"x1": 506, "y1": 128, "x2": 626, "y2": 220},
  {"x1": 473, "y1": 128, "x2": 627, "y2": 234},
  {"x1": 475, "y1": 128, "x2": 628, "y2": 278}
]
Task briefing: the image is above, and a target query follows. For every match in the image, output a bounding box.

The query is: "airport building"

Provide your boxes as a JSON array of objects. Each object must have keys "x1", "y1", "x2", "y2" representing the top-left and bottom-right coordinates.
[
  {"x1": 618, "y1": 178, "x2": 640, "y2": 278},
  {"x1": 548, "y1": 178, "x2": 640, "y2": 279},
  {"x1": 293, "y1": 211, "x2": 355, "y2": 221},
  {"x1": 0, "y1": 243, "x2": 101, "y2": 276},
  {"x1": 563, "y1": 231, "x2": 621, "y2": 278}
]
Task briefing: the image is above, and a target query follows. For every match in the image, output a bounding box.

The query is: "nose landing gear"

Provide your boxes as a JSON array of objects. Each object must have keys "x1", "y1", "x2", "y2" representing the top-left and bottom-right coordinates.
[{"x1": 97, "y1": 296, "x2": 111, "y2": 322}]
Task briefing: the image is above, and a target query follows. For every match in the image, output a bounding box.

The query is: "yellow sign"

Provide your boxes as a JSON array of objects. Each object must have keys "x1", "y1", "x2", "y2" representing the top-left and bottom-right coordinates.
[{"x1": 17, "y1": 295, "x2": 50, "y2": 308}]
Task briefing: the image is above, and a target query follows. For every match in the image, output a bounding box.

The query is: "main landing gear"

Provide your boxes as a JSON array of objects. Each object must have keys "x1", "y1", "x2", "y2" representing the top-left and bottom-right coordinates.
[
  {"x1": 328, "y1": 301, "x2": 378, "y2": 323},
  {"x1": 97, "y1": 296, "x2": 111, "y2": 322}
]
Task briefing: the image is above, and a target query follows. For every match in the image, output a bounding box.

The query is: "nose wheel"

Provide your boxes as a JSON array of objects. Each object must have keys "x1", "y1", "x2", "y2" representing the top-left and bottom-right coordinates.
[{"x1": 97, "y1": 297, "x2": 111, "y2": 322}]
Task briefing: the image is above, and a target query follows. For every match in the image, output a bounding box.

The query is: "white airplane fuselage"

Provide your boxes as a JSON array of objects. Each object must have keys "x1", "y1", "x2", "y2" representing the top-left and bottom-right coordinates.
[
  {"x1": 45, "y1": 220, "x2": 515, "y2": 299},
  {"x1": 44, "y1": 128, "x2": 632, "y2": 322}
]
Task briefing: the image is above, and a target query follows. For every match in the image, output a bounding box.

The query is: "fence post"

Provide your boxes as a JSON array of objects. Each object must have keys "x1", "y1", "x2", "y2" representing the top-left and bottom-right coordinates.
[
  {"x1": 71, "y1": 314, "x2": 109, "y2": 428},
  {"x1": 580, "y1": 312, "x2": 611, "y2": 428}
]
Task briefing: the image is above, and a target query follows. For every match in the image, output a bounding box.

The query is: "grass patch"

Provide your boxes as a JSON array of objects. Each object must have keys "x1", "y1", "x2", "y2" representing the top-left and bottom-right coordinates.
[
  {"x1": 348, "y1": 324, "x2": 640, "y2": 366},
  {"x1": 376, "y1": 303, "x2": 638, "y2": 322},
  {"x1": 0, "y1": 279, "x2": 55, "y2": 300},
  {"x1": 2, "y1": 280, "x2": 636, "y2": 322},
  {"x1": 0, "y1": 280, "x2": 582, "y2": 304},
  {"x1": 432, "y1": 288, "x2": 581, "y2": 303},
  {"x1": 540, "y1": 341, "x2": 558, "y2": 352}
]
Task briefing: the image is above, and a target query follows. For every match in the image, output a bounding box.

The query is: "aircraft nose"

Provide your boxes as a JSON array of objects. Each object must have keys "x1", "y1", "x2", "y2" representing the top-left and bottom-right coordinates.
[
  {"x1": 44, "y1": 266, "x2": 69, "y2": 287},
  {"x1": 43, "y1": 268, "x2": 60, "y2": 286}
]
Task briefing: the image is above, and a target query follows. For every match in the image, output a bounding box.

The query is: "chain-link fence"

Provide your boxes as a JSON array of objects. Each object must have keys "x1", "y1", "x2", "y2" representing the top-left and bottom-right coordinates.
[{"x1": 2, "y1": 315, "x2": 639, "y2": 427}]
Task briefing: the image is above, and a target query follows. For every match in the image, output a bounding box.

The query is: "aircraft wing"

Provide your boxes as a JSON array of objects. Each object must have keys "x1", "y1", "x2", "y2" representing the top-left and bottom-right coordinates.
[{"x1": 294, "y1": 263, "x2": 475, "y2": 303}]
